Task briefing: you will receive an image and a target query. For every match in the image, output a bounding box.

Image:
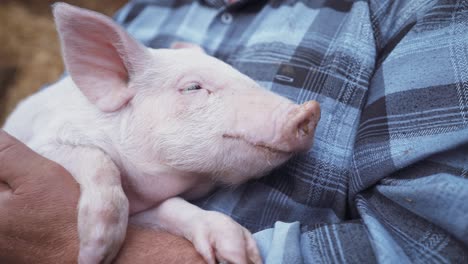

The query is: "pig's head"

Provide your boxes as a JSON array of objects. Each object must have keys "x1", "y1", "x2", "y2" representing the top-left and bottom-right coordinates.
[{"x1": 53, "y1": 3, "x2": 320, "y2": 184}]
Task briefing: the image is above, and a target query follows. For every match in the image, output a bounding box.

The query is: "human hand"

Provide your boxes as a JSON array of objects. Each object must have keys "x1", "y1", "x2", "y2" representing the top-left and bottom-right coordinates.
[{"x1": 0, "y1": 129, "x2": 80, "y2": 263}]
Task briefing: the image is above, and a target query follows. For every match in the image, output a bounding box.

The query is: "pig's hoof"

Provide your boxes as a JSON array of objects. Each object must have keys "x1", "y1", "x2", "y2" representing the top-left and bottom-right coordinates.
[
  {"x1": 189, "y1": 211, "x2": 263, "y2": 264},
  {"x1": 78, "y1": 241, "x2": 121, "y2": 264}
]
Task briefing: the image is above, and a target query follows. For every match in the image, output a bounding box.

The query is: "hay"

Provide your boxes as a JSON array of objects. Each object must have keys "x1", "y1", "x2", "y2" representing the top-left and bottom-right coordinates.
[{"x1": 0, "y1": 0, "x2": 128, "y2": 124}]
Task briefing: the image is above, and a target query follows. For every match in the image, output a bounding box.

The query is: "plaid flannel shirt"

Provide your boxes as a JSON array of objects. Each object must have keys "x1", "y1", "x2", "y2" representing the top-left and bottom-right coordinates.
[{"x1": 115, "y1": 0, "x2": 468, "y2": 263}]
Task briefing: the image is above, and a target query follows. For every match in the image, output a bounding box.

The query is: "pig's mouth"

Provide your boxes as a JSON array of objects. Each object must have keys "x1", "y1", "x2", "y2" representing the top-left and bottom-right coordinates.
[{"x1": 222, "y1": 134, "x2": 292, "y2": 155}]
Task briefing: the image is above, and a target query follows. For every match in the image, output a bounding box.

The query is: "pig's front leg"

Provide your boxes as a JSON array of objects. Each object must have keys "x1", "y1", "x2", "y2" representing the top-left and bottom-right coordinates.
[
  {"x1": 36, "y1": 144, "x2": 129, "y2": 264},
  {"x1": 130, "y1": 197, "x2": 262, "y2": 264}
]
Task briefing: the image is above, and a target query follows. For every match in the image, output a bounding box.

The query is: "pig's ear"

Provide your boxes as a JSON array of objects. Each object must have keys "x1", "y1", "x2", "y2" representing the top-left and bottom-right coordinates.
[
  {"x1": 170, "y1": 42, "x2": 205, "y2": 53},
  {"x1": 53, "y1": 3, "x2": 149, "y2": 112}
]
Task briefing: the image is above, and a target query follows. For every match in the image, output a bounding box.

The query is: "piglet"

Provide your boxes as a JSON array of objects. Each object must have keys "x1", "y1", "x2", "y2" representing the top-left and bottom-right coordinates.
[{"x1": 2, "y1": 3, "x2": 321, "y2": 264}]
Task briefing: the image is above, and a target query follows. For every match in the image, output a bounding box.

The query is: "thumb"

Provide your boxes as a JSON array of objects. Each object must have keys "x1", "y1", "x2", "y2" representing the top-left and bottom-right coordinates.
[{"x1": 0, "y1": 129, "x2": 54, "y2": 191}]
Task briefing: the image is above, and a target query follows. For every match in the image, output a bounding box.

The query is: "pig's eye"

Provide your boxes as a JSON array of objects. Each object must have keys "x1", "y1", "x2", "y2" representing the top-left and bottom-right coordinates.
[{"x1": 182, "y1": 84, "x2": 203, "y2": 93}]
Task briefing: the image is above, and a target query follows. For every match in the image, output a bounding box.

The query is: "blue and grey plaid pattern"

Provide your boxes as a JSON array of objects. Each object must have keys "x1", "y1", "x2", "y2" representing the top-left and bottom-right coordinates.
[{"x1": 115, "y1": 0, "x2": 468, "y2": 262}]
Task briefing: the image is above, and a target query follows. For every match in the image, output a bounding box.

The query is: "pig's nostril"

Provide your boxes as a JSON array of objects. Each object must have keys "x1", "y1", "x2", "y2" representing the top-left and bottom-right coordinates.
[
  {"x1": 295, "y1": 100, "x2": 320, "y2": 138},
  {"x1": 297, "y1": 119, "x2": 312, "y2": 137}
]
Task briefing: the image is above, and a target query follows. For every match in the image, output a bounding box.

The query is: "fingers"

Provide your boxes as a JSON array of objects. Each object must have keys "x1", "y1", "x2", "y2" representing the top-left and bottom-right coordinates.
[
  {"x1": 0, "y1": 129, "x2": 43, "y2": 190},
  {"x1": 0, "y1": 181, "x2": 10, "y2": 192},
  {"x1": 0, "y1": 182, "x2": 11, "y2": 203},
  {"x1": 0, "y1": 129, "x2": 78, "y2": 195}
]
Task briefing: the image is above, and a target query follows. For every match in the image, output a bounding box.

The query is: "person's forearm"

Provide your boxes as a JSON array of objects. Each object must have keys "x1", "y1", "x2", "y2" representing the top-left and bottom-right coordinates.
[{"x1": 115, "y1": 226, "x2": 205, "y2": 264}]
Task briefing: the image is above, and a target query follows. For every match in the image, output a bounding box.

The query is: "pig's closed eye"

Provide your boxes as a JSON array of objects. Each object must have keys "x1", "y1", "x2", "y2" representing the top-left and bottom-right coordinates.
[{"x1": 181, "y1": 84, "x2": 203, "y2": 93}]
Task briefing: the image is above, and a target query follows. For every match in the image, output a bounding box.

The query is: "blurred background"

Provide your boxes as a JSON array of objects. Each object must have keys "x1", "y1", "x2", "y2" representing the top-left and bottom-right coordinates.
[{"x1": 0, "y1": 0, "x2": 128, "y2": 124}]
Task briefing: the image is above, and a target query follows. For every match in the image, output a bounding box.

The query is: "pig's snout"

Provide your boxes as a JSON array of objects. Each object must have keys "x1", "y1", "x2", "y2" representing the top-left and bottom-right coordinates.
[
  {"x1": 224, "y1": 99, "x2": 320, "y2": 155},
  {"x1": 296, "y1": 101, "x2": 320, "y2": 136},
  {"x1": 280, "y1": 100, "x2": 320, "y2": 152}
]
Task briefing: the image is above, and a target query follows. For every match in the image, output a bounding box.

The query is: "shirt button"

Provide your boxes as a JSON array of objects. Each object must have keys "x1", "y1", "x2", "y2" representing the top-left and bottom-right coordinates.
[{"x1": 221, "y1": 12, "x2": 233, "y2": 24}]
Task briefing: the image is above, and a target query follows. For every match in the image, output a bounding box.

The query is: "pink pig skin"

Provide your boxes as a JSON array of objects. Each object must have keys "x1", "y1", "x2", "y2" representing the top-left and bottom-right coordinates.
[{"x1": 2, "y1": 3, "x2": 320, "y2": 264}]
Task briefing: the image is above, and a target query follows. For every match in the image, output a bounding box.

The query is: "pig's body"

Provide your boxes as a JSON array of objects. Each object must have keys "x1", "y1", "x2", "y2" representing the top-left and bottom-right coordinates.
[
  {"x1": 3, "y1": 3, "x2": 320, "y2": 264},
  {"x1": 4, "y1": 78, "x2": 213, "y2": 213}
]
